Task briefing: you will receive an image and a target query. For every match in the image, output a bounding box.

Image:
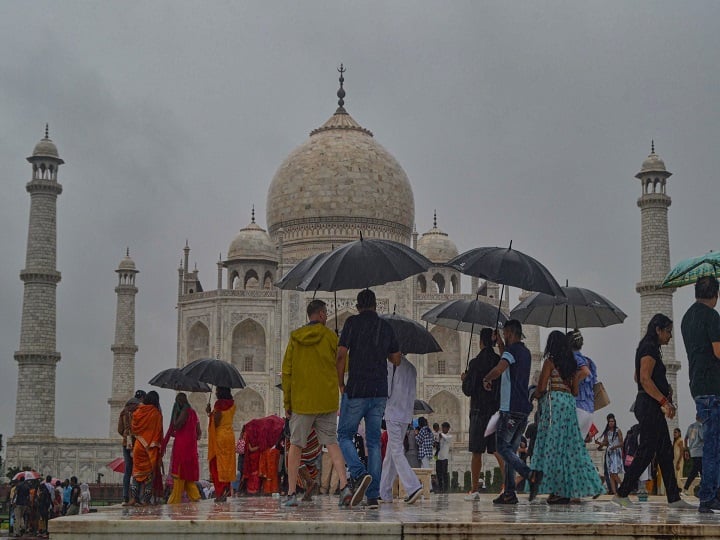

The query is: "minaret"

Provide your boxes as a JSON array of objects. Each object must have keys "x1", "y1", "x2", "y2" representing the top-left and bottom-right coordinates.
[
  {"x1": 13, "y1": 126, "x2": 64, "y2": 439},
  {"x1": 635, "y1": 142, "x2": 678, "y2": 429},
  {"x1": 107, "y1": 249, "x2": 139, "y2": 437}
]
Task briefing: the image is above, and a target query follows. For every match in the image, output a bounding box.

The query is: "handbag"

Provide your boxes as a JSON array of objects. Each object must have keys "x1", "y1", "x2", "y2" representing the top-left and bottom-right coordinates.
[{"x1": 594, "y1": 381, "x2": 610, "y2": 410}]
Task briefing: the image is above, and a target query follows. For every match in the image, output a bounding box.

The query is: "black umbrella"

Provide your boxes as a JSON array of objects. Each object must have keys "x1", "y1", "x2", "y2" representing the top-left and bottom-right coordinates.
[
  {"x1": 180, "y1": 358, "x2": 246, "y2": 389},
  {"x1": 379, "y1": 313, "x2": 442, "y2": 355},
  {"x1": 413, "y1": 399, "x2": 433, "y2": 415},
  {"x1": 149, "y1": 368, "x2": 212, "y2": 392},
  {"x1": 274, "y1": 252, "x2": 328, "y2": 291},
  {"x1": 294, "y1": 236, "x2": 432, "y2": 292},
  {"x1": 510, "y1": 286, "x2": 627, "y2": 330}
]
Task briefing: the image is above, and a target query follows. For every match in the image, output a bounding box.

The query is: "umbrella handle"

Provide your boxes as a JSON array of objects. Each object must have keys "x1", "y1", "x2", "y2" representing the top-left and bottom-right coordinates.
[{"x1": 495, "y1": 284, "x2": 505, "y2": 330}]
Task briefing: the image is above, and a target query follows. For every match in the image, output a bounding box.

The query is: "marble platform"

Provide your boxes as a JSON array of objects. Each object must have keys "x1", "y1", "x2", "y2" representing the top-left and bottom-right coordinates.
[{"x1": 50, "y1": 493, "x2": 720, "y2": 539}]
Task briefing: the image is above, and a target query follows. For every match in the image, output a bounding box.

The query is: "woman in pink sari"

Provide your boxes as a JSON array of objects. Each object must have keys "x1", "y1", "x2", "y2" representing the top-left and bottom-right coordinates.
[{"x1": 164, "y1": 393, "x2": 201, "y2": 503}]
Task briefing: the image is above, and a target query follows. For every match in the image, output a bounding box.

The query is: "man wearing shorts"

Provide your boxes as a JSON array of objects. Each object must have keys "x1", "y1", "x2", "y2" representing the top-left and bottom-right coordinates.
[
  {"x1": 461, "y1": 327, "x2": 503, "y2": 499},
  {"x1": 282, "y1": 299, "x2": 352, "y2": 507}
]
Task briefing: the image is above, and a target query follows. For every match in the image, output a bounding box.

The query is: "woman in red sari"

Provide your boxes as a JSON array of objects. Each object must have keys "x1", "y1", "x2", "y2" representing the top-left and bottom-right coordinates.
[
  {"x1": 130, "y1": 391, "x2": 163, "y2": 505},
  {"x1": 164, "y1": 393, "x2": 201, "y2": 503},
  {"x1": 207, "y1": 386, "x2": 236, "y2": 502}
]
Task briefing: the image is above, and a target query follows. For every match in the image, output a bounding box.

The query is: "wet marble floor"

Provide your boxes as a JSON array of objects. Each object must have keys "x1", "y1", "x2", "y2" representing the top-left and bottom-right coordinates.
[{"x1": 50, "y1": 493, "x2": 720, "y2": 539}]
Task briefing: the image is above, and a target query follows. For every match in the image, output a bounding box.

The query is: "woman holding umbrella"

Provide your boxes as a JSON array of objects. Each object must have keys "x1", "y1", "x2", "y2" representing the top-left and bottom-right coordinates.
[
  {"x1": 612, "y1": 314, "x2": 694, "y2": 509},
  {"x1": 206, "y1": 386, "x2": 236, "y2": 502},
  {"x1": 164, "y1": 393, "x2": 202, "y2": 504}
]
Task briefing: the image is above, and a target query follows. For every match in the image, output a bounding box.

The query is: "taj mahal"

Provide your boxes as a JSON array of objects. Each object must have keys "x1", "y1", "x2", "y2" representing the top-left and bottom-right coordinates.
[{"x1": 5, "y1": 70, "x2": 678, "y2": 483}]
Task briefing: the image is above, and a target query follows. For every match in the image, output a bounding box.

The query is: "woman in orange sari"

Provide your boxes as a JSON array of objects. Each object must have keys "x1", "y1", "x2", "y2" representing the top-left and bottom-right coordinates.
[
  {"x1": 207, "y1": 386, "x2": 236, "y2": 502},
  {"x1": 130, "y1": 391, "x2": 163, "y2": 505}
]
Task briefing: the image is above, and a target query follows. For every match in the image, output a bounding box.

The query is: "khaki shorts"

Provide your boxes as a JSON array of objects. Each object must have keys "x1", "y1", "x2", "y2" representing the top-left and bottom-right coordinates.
[{"x1": 289, "y1": 412, "x2": 338, "y2": 448}]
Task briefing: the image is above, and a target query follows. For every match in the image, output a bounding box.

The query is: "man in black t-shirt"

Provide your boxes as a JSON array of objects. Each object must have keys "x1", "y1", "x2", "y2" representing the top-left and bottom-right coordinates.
[
  {"x1": 681, "y1": 276, "x2": 720, "y2": 512},
  {"x1": 13, "y1": 479, "x2": 30, "y2": 536},
  {"x1": 336, "y1": 289, "x2": 400, "y2": 508}
]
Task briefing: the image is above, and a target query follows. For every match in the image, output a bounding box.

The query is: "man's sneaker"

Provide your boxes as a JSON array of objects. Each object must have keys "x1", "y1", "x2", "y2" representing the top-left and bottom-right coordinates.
[
  {"x1": 350, "y1": 474, "x2": 372, "y2": 507},
  {"x1": 282, "y1": 493, "x2": 298, "y2": 507},
  {"x1": 668, "y1": 499, "x2": 696, "y2": 510},
  {"x1": 493, "y1": 492, "x2": 518, "y2": 505},
  {"x1": 698, "y1": 498, "x2": 720, "y2": 513},
  {"x1": 464, "y1": 491, "x2": 481, "y2": 501},
  {"x1": 338, "y1": 485, "x2": 353, "y2": 507},
  {"x1": 404, "y1": 487, "x2": 423, "y2": 505},
  {"x1": 611, "y1": 495, "x2": 635, "y2": 509},
  {"x1": 367, "y1": 498, "x2": 379, "y2": 509}
]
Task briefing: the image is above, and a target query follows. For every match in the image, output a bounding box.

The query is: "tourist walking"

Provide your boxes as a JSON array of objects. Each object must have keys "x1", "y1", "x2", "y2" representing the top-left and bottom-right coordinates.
[
  {"x1": 379, "y1": 354, "x2": 423, "y2": 504},
  {"x1": 130, "y1": 391, "x2": 164, "y2": 506},
  {"x1": 13, "y1": 478, "x2": 30, "y2": 537},
  {"x1": 531, "y1": 331, "x2": 604, "y2": 503},
  {"x1": 683, "y1": 416, "x2": 703, "y2": 494},
  {"x1": 207, "y1": 386, "x2": 236, "y2": 502},
  {"x1": 596, "y1": 413, "x2": 624, "y2": 494},
  {"x1": 337, "y1": 289, "x2": 401, "y2": 509},
  {"x1": 164, "y1": 392, "x2": 202, "y2": 504},
  {"x1": 681, "y1": 276, "x2": 720, "y2": 513},
  {"x1": 482, "y1": 320, "x2": 541, "y2": 505},
  {"x1": 65, "y1": 477, "x2": 80, "y2": 515},
  {"x1": 281, "y1": 299, "x2": 351, "y2": 507},
  {"x1": 117, "y1": 393, "x2": 141, "y2": 505},
  {"x1": 436, "y1": 422, "x2": 452, "y2": 493},
  {"x1": 673, "y1": 428, "x2": 685, "y2": 486},
  {"x1": 612, "y1": 314, "x2": 694, "y2": 509},
  {"x1": 415, "y1": 417, "x2": 434, "y2": 469},
  {"x1": 79, "y1": 483, "x2": 91, "y2": 514},
  {"x1": 568, "y1": 330, "x2": 597, "y2": 417},
  {"x1": 461, "y1": 327, "x2": 503, "y2": 499}
]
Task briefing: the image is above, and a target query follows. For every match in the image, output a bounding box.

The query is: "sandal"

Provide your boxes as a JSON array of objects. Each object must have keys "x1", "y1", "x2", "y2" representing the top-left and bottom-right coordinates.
[{"x1": 528, "y1": 470, "x2": 543, "y2": 502}]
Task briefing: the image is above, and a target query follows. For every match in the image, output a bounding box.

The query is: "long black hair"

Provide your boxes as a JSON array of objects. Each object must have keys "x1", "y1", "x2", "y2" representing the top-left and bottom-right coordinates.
[
  {"x1": 144, "y1": 390, "x2": 160, "y2": 409},
  {"x1": 601, "y1": 413, "x2": 617, "y2": 438},
  {"x1": 638, "y1": 313, "x2": 673, "y2": 354},
  {"x1": 544, "y1": 330, "x2": 577, "y2": 382}
]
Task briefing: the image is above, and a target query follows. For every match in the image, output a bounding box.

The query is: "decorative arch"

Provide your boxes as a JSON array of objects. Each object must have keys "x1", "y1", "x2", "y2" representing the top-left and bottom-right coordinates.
[
  {"x1": 263, "y1": 271, "x2": 273, "y2": 289},
  {"x1": 233, "y1": 387, "x2": 265, "y2": 432},
  {"x1": 187, "y1": 322, "x2": 209, "y2": 363},
  {"x1": 231, "y1": 318, "x2": 266, "y2": 372},
  {"x1": 417, "y1": 275, "x2": 427, "y2": 293},
  {"x1": 432, "y1": 273, "x2": 445, "y2": 294},
  {"x1": 244, "y1": 269, "x2": 260, "y2": 289},
  {"x1": 450, "y1": 275, "x2": 459, "y2": 294},
  {"x1": 428, "y1": 390, "x2": 462, "y2": 441},
  {"x1": 230, "y1": 271, "x2": 241, "y2": 290},
  {"x1": 427, "y1": 326, "x2": 460, "y2": 375}
]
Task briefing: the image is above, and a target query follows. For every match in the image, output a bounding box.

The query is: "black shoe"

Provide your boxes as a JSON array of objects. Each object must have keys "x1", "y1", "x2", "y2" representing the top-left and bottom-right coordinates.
[
  {"x1": 546, "y1": 494, "x2": 570, "y2": 505},
  {"x1": 699, "y1": 498, "x2": 720, "y2": 513},
  {"x1": 528, "y1": 470, "x2": 543, "y2": 502},
  {"x1": 350, "y1": 474, "x2": 372, "y2": 507},
  {"x1": 367, "y1": 497, "x2": 379, "y2": 509},
  {"x1": 493, "y1": 492, "x2": 518, "y2": 505}
]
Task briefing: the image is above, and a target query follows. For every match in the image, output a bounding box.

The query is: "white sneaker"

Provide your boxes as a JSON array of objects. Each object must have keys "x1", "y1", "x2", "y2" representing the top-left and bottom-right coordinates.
[
  {"x1": 611, "y1": 495, "x2": 635, "y2": 509},
  {"x1": 463, "y1": 491, "x2": 481, "y2": 501},
  {"x1": 668, "y1": 499, "x2": 696, "y2": 510}
]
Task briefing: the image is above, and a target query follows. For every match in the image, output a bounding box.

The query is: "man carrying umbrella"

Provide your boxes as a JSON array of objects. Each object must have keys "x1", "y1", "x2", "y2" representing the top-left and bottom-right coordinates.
[
  {"x1": 281, "y1": 299, "x2": 352, "y2": 508},
  {"x1": 680, "y1": 276, "x2": 720, "y2": 513},
  {"x1": 482, "y1": 319, "x2": 541, "y2": 504},
  {"x1": 336, "y1": 289, "x2": 401, "y2": 509}
]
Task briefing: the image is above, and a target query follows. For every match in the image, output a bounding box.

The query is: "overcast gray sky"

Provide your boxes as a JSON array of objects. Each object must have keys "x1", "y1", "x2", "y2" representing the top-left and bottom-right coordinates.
[{"x1": 1, "y1": 1, "x2": 719, "y2": 444}]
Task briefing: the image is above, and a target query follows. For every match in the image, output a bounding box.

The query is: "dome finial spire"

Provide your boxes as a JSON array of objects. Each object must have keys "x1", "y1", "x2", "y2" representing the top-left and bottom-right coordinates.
[
  {"x1": 336, "y1": 63, "x2": 346, "y2": 111},
  {"x1": 433, "y1": 209, "x2": 437, "y2": 228},
  {"x1": 651, "y1": 139, "x2": 655, "y2": 154},
  {"x1": 45, "y1": 123, "x2": 49, "y2": 139},
  {"x1": 251, "y1": 205, "x2": 255, "y2": 223},
  {"x1": 126, "y1": 246, "x2": 130, "y2": 257}
]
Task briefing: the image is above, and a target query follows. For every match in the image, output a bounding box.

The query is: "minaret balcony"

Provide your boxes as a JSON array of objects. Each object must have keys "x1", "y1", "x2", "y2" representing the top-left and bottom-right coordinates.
[
  {"x1": 25, "y1": 179, "x2": 63, "y2": 195},
  {"x1": 19, "y1": 269, "x2": 61, "y2": 283}
]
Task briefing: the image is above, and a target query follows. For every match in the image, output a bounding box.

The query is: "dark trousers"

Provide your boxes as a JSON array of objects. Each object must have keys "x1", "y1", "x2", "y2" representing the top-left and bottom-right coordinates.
[
  {"x1": 617, "y1": 394, "x2": 680, "y2": 503},
  {"x1": 436, "y1": 459, "x2": 448, "y2": 492},
  {"x1": 684, "y1": 456, "x2": 703, "y2": 490}
]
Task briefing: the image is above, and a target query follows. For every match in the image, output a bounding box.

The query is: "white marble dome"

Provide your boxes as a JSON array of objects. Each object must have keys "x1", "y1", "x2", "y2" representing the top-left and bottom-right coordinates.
[
  {"x1": 640, "y1": 152, "x2": 667, "y2": 173},
  {"x1": 417, "y1": 217, "x2": 458, "y2": 264},
  {"x1": 227, "y1": 219, "x2": 277, "y2": 262},
  {"x1": 32, "y1": 137, "x2": 60, "y2": 159},
  {"x1": 117, "y1": 254, "x2": 137, "y2": 271},
  {"x1": 266, "y1": 105, "x2": 415, "y2": 256}
]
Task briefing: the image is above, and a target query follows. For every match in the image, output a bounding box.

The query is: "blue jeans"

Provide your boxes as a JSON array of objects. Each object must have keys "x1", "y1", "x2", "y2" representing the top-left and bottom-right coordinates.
[
  {"x1": 695, "y1": 395, "x2": 720, "y2": 503},
  {"x1": 122, "y1": 446, "x2": 133, "y2": 502},
  {"x1": 495, "y1": 411, "x2": 530, "y2": 495},
  {"x1": 337, "y1": 395, "x2": 387, "y2": 499}
]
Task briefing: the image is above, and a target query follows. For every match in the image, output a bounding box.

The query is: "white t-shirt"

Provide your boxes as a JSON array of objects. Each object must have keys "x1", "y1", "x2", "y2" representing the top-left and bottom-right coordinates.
[{"x1": 437, "y1": 432, "x2": 452, "y2": 460}]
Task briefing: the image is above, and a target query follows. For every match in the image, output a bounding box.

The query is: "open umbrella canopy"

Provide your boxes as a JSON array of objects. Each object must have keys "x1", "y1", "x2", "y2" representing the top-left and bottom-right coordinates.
[
  {"x1": 447, "y1": 246, "x2": 565, "y2": 297},
  {"x1": 379, "y1": 313, "x2": 442, "y2": 355},
  {"x1": 413, "y1": 399, "x2": 433, "y2": 415},
  {"x1": 180, "y1": 358, "x2": 246, "y2": 389},
  {"x1": 510, "y1": 286, "x2": 627, "y2": 329},
  {"x1": 13, "y1": 470, "x2": 41, "y2": 481},
  {"x1": 106, "y1": 457, "x2": 126, "y2": 474},
  {"x1": 289, "y1": 237, "x2": 432, "y2": 292},
  {"x1": 274, "y1": 252, "x2": 328, "y2": 291},
  {"x1": 662, "y1": 251, "x2": 720, "y2": 288},
  {"x1": 421, "y1": 298, "x2": 508, "y2": 334},
  {"x1": 149, "y1": 367, "x2": 212, "y2": 392}
]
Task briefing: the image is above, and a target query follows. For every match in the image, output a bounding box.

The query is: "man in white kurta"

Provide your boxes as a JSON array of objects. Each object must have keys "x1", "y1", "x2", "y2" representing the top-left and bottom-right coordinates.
[{"x1": 379, "y1": 355, "x2": 423, "y2": 503}]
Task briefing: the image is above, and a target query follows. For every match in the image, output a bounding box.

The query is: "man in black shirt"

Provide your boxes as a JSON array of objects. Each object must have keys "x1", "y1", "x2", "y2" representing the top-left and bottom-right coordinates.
[
  {"x1": 13, "y1": 479, "x2": 30, "y2": 537},
  {"x1": 65, "y1": 476, "x2": 81, "y2": 516},
  {"x1": 336, "y1": 289, "x2": 400, "y2": 508},
  {"x1": 681, "y1": 276, "x2": 720, "y2": 513}
]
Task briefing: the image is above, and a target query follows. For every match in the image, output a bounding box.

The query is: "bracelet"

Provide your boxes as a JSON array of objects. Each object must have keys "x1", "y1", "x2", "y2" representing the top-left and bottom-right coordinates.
[{"x1": 659, "y1": 396, "x2": 668, "y2": 406}]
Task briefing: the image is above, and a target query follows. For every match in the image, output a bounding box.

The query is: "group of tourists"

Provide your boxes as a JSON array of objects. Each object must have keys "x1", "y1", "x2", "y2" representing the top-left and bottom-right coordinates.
[{"x1": 7, "y1": 475, "x2": 89, "y2": 537}]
